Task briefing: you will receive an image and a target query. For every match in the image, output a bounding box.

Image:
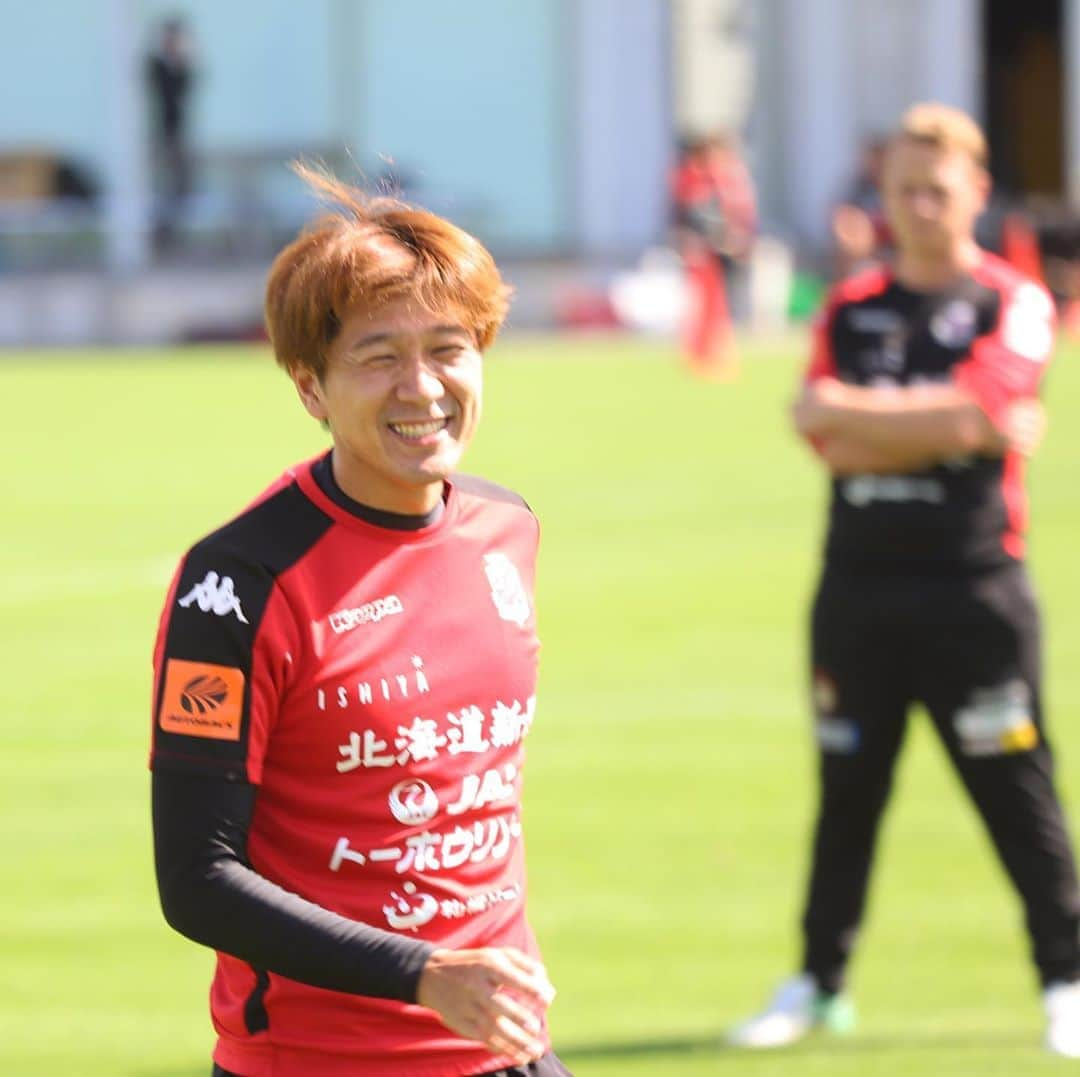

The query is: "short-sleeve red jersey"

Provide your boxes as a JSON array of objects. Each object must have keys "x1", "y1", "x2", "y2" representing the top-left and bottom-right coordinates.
[
  {"x1": 804, "y1": 251, "x2": 1055, "y2": 571},
  {"x1": 151, "y1": 455, "x2": 546, "y2": 1076}
]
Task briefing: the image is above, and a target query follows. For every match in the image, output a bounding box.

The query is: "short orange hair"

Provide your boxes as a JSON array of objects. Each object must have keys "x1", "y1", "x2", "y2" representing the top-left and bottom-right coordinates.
[
  {"x1": 264, "y1": 164, "x2": 512, "y2": 378},
  {"x1": 895, "y1": 102, "x2": 988, "y2": 166}
]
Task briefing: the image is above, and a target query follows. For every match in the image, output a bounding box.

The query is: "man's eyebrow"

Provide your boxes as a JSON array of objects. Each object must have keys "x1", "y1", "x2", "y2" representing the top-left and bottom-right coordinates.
[
  {"x1": 349, "y1": 325, "x2": 468, "y2": 350},
  {"x1": 348, "y1": 332, "x2": 393, "y2": 350}
]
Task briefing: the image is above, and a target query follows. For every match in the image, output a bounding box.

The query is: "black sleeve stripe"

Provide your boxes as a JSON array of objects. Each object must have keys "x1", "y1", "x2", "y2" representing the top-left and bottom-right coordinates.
[
  {"x1": 452, "y1": 472, "x2": 533, "y2": 514},
  {"x1": 153, "y1": 482, "x2": 334, "y2": 781}
]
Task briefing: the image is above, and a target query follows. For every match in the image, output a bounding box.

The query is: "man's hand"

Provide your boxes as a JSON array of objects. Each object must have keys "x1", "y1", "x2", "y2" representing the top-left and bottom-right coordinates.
[
  {"x1": 416, "y1": 946, "x2": 555, "y2": 1065},
  {"x1": 791, "y1": 378, "x2": 843, "y2": 439},
  {"x1": 1002, "y1": 398, "x2": 1047, "y2": 457},
  {"x1": 832, "y1": 204, "x2": 876, "y2": 262}
]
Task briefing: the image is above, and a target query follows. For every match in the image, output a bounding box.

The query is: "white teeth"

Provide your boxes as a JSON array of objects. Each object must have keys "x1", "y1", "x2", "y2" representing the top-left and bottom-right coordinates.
[{"x1": 390, "y1": 418, "x2": 446, "y2": 439}]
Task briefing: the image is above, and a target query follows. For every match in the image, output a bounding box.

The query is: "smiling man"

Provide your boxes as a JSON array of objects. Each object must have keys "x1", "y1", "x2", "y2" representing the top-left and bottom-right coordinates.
[{"x1": 150, "y1": 166, "x2": 568, "y2": 1077}]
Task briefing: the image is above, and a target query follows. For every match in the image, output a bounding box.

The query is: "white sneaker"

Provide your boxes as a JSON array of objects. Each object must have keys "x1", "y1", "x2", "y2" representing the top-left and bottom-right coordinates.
[
  {"x1": 727, "y1": 974, "x2": 819, "y2": 1048},
  {"x1": 1044, "y1": 981, "x2": 1080, "y2": 1057}
]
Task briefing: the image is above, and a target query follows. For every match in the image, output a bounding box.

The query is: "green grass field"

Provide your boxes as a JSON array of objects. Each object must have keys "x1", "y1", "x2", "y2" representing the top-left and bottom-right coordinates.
[{"x1": 3, "y1": 333, "x2": 1080, "y2": 1076}]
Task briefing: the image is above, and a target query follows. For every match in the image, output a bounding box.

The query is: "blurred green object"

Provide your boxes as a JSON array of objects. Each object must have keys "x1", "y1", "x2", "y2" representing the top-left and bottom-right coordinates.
[{"x1": 788, "y1": 270, "x2": 827, "y2": 321}]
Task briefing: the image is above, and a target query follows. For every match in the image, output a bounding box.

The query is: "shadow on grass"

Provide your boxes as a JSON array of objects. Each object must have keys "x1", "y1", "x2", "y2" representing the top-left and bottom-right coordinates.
[{"x1": 557, "y1": 1025, "x2": 1037, "y2": 1063}]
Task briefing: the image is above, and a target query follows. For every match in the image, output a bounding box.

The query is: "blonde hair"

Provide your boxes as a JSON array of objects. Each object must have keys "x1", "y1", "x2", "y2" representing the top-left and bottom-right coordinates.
[{"x1": 895, "y1": 103, "x2": 988, "y2": 166}]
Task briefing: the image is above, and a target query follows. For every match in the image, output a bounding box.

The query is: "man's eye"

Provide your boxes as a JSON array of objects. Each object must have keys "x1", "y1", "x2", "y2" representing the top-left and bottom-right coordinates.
[
  {"x1": 364, "y1": 353, "x2": 397, "y2": 365},
  {"x1": 432, "y1": 344, "x2": 465, "y2": 359}
]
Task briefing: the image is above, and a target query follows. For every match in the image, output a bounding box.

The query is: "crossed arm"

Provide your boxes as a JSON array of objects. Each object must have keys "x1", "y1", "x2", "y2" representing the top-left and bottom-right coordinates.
[{"x1": 792, "y1": 377, "x2": 1046, "y2": 475}]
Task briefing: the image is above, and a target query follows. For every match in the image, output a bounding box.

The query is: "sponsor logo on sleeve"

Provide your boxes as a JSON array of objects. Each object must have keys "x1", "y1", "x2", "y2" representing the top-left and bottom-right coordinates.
[{"x1": 159, "y1": 659, "x2": 245, "y2": 740}]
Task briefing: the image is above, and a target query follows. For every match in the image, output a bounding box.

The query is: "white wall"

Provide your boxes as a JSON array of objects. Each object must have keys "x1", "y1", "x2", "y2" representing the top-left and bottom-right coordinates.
[
  {"x1": 755, "y1": 0, "x2": 981, "y2": 248},
  {"x1": 574, "y1": 0, "x2": 673, "y2": 257},
  {"x1": 1065, "y1": 0, "x2": 1080, "y2": 204}
]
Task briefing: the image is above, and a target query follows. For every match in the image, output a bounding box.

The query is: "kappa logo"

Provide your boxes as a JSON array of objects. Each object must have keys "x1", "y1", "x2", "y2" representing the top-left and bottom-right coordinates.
[
  {"x1": 178, "y1": 571, "x2": 249, "y2": 624},
  {"x1": 159, "y1": 659, "x2": 245, "y2": 740},
  {"x1": 329, "y1": 594, "x2": 403, "y2": 634},
  {"x1": 483, "y1": 552, "x2": 530, "y2": 627}
]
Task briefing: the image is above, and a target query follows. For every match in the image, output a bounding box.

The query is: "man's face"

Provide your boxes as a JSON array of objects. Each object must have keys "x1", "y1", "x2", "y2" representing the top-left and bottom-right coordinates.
[
  {"x1": 882, "y1": 138, "x2": 988, "y2": 259},
  {"x1": 292, "y1": 296, "x2": 483, "y2": 514}
]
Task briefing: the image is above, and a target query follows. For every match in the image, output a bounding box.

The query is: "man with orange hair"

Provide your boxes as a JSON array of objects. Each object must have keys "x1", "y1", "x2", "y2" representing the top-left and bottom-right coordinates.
[
  {"x1": 729, "y1": 104, "x2": 1080, "y2": 1056},
  {"x1": 150, "y1": 166, "x2": 569, "y2": 1077}
]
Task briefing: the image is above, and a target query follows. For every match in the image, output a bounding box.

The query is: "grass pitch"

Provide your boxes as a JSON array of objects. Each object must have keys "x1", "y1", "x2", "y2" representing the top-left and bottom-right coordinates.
[{"x1": 2, "y1": 333, "x2": 1079, "y2": 1075}]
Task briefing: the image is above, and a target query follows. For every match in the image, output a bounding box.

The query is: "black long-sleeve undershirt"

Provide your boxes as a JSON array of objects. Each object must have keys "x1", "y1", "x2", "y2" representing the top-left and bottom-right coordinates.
[{"x1": 152, "y1": 770, "x2": 434, "y2": 1002}]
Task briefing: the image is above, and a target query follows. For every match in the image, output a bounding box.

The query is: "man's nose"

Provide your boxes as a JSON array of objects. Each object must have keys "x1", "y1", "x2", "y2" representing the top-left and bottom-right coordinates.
[
  {"x1": 909, "y1": 192, "x2": 938, "y2": 217},
  {"x1": 397, "y1": 352, "x2": 444, "y2": 399}
]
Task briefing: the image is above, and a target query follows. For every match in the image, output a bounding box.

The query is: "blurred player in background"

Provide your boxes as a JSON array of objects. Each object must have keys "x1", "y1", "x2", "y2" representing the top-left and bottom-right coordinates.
[
  {"x1": 728, "y1": 103, "x2": 1080, "y2": 1057},
  {"x1": 150, "y1": 165, "x2": 568, "y2": 1077},
  {"x1": 670, "y1": 132, "x2": 757, "y2": 380},
  {"x1": 146, "y1": 16, "x2": 196, "y2": 248},
  {"x1": 831, "y1": 136, "x2": 891, "y2": 279}
]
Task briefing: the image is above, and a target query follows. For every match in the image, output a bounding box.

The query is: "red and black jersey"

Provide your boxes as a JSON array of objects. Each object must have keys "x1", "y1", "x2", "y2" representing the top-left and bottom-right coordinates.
[
  {"x1": 670, "y1": 152, "x2": 757, "y2": 256},
  {"x1": 150, "y1": 455, "x2": 545, "y2": 1077},
  {"x1": 807, "y1": 251, "x2": 1055, "y2": 574}
]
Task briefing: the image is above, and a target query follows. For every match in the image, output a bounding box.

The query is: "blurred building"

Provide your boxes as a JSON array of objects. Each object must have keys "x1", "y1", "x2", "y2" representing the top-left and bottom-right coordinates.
[{"x1": 0, "y1": 0, "x2": 1076, "y2": 343}]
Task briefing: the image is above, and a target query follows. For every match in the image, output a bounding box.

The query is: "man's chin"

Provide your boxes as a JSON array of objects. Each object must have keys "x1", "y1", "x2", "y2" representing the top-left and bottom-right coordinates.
[{"x1": 409, "y1": 457, "x2": 459, "y2": 486}]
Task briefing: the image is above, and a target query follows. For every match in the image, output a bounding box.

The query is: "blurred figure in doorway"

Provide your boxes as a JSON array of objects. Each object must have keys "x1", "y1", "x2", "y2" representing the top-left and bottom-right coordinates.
[
  {"x1": 670, "y1": 132, "x2": 757, "y2": 380},
  {"x1": 147, "y1": 16, "x2": 196, "y2": 250},
  {"x1": 831, "y1": 136, "x2": 890, "y2": 280}
]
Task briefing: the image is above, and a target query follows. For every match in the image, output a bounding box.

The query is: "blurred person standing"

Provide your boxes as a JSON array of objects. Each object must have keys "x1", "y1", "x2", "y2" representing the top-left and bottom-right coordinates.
[
  {"x1": 146, "y1": 16, "x2": 195, "y2": 247},
  {"x1": 149, "y1": 165, "x2": 567, "y2": 1077},
  {"x1": 728, "y1": 103, "x2": 1080, "y2": 1057},
  {"x1": 831, "y1": 136, "x2": 891, "y2": 279},
  {"x1": 670, "y1": 132, "x2": 757, "y2": 380}
]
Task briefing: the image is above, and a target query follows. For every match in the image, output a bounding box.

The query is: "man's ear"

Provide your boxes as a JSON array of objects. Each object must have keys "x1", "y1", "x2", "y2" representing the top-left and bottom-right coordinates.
[{"x1": 292, "y1": 367, "x2": 328, "y2": 422}]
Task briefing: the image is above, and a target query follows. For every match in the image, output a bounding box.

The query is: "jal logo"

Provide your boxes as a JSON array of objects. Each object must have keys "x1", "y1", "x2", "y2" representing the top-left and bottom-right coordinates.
[
  {"x1": 389, "y1": 779, "x2": 439, "y2": 825},
  {"x1": 483, "y1": 552, "x2": 530, "y2": 627},
  {"x1": 178, "y1": 570, "x2": 249, "y2": 624}
]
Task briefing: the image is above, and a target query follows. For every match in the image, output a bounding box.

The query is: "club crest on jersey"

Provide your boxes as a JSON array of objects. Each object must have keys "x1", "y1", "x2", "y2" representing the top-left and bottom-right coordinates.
[
  {"x1": 178, "y1": 570, "x2": 249, "y2": 624},
  {"x1": 930, "y1": 299, "x2": 977, "y2": 348},
  {"x1": 482, "y1": 552, "x2": 530, "y2": 627}
]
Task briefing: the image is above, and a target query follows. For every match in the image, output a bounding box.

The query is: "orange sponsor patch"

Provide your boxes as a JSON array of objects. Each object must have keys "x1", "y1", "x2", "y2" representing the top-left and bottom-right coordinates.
[{"x1": 159, "y1": 659, "x2": 245, "y2": 741}]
